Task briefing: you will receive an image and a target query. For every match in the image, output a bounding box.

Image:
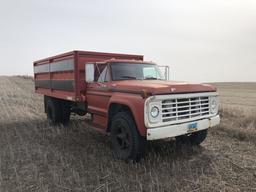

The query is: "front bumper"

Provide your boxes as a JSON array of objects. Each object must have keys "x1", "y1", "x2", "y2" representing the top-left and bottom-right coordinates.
[{"x1": 146, "y1": 115, "x2": 220, "y2": 140}]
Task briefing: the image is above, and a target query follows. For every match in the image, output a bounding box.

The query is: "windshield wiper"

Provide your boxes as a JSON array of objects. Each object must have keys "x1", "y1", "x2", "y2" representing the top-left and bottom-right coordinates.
[
  {"x1": 121, "y1": 76, "x2": 137, "y2": 79},
  {"x1": 144, "y1": 77, "x2": 158, "y2": 80}
]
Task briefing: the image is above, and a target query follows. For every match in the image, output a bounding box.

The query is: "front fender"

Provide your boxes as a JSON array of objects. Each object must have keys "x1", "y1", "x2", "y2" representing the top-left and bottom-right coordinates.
[{"x1": 108, "y1": 93, "x2": 147, "y2": 137}]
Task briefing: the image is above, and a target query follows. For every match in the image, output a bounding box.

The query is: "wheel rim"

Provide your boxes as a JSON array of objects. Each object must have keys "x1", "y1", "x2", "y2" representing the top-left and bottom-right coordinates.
[{"x1": 115, "y1": 122, "x2": 130, "y2": 150}]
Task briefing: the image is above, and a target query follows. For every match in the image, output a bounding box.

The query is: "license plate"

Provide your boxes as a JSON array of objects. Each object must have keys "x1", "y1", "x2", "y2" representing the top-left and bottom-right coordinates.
[{"x1": 187, "y1": 122, "x2": 198, "y2": 133}]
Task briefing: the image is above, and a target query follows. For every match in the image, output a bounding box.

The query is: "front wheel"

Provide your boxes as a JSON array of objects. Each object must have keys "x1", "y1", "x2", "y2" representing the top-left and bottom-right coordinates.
[
  {"x1": 175, "y1": 129, "x2": 208, "y2": 145},
  {"x1": 110, "y1": 112, "x2": 146, "y2": 161}
]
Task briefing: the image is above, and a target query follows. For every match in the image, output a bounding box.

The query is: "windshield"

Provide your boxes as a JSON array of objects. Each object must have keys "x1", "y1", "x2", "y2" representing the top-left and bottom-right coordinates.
[{"x1": 111, "y1": 62, "x2": 164, "y2": 81}]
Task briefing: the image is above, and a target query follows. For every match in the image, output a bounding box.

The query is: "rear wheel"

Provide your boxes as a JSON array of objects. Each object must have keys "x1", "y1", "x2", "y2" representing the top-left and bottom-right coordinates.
[
  {"x1": 46, "y1": 98, "x2": 71, "y2": 125},
  {"x1": 46, "y1": 98, "x2": 62, "y2": 125},
  {"x1": 175, "y1": 129, "x2": 208, "y2": 145},
  {"x1": 110, "y1": 112, "x2": 146, "y2": 161},
  {"x1": 60, "y1": 101, "x2": 71, "y2": 125}
]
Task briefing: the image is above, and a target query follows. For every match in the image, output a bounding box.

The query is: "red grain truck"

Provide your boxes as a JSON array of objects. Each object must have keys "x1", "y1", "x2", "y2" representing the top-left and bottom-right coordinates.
[{"x1": 34, "y1": 50, "x2": 220, "y2": 161}]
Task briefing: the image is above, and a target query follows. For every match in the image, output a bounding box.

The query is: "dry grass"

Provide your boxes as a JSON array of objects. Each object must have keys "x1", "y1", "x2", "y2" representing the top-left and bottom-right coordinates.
[
  {"x1": 212, "y1": 82, "x2": 256, "y2": 111},
  {"x1": 219, "y1": 107, "x2": 256, "y2": 142},
  {"x1": 0, "y1": 76, "x2": 255, "y2": 192}
]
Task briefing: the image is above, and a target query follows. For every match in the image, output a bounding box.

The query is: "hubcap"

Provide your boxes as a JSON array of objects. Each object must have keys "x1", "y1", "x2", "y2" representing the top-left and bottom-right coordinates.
[{"x1": 116, "y1": 124, "x2": 130, "y2": 150}]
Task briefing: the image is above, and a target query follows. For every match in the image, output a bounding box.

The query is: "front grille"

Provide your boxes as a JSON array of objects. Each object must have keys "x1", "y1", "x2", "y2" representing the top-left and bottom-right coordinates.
[{"x1": 162, "y1": 96, "x2": 210, "y2": 123}]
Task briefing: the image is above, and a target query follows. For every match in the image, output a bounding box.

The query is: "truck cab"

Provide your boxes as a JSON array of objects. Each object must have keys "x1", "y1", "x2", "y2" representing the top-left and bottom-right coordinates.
[
  {"x1": 84, "y1": 60, "x2": 220, "y2": 160},
  {"x1": 34, "y1": 51, "x2": 220, "y2": 161}
]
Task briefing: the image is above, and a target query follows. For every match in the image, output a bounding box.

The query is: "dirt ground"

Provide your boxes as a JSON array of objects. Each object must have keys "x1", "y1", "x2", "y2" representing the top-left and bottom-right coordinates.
[{"x1": 0, "y1": 76, "x2": 255, "y2": 192}]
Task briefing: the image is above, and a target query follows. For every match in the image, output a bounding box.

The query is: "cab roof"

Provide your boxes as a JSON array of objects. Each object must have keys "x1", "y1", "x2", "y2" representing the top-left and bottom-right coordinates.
[{"x1": 96, "y1": 59, "x2": 156, "y2": 65}]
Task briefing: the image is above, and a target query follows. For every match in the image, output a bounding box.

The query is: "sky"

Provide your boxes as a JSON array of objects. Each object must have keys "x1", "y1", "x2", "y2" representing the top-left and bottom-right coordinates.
[{"x1": 0, "y1": 0, "x2": 255, "y2": 82}]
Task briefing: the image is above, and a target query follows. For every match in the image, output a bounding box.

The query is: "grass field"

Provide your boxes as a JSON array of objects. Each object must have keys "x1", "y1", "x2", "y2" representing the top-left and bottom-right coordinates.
[{"x1": 0, "y1": 76, "x2": 255, "y2": 192}]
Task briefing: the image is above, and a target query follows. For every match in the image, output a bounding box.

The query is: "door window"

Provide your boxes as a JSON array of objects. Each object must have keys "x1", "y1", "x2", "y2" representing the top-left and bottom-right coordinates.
[{"x1": 95, "y1": 64, "x2": 110, "y2": 82}]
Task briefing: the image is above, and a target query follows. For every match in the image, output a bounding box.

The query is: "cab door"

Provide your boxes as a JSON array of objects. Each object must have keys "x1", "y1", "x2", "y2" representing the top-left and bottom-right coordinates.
[{"x1": 85, "y1": 63, "x2": 111, "y2": 129}]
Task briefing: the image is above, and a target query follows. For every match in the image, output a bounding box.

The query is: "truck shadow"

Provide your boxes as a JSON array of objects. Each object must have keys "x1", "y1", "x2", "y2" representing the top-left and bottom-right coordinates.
[
  {"x1": 145, "y1": 139, "x2": 212, "y2": 164},
  {"x1": 147, "y1": 139, "x2": 205, "y2": 157}
]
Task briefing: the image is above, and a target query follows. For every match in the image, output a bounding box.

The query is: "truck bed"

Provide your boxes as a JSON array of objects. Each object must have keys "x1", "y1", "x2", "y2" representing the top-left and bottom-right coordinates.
[{"x1": 34, "y1": 50, "x2": 143, "y2": 102}]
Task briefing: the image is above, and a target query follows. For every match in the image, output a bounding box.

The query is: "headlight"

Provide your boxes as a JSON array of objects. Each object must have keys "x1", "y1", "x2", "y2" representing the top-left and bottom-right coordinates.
[
  {"x1": 209, "y1": 96, "x2": 219, "y2": 114},
  {"x1": 150, "y1": 106, "x2": 159, "y2": 118},
  {"x1": 147, "y1": 101, "x2": 162, "y2": 124}
]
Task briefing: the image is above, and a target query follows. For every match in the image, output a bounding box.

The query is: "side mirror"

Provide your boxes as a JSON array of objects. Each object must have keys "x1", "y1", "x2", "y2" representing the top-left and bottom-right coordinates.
[
  {"x1": 159, "y1": 66, "x2": 170, "y2": 80},
  {"x1": 85, "y1": 63, "x2": 94, "y2": 82}
]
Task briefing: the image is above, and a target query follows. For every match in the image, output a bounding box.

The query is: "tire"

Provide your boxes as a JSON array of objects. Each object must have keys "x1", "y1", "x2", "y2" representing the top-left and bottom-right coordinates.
[
  {"x1": 60, "y1": 101, "x2": 71, "y2": 125},
  {"x1": 110, "y1": 112, "x2": 146, "y2": 161},
  {"x1": 175, "y1": 129, "x2": 208, "y2": 145},
  {"x1": 46, "y1": 98, "x2": 62, "y2": 125}
]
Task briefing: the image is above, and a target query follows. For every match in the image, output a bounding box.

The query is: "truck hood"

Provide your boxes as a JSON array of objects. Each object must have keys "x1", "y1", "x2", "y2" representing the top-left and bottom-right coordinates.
[{"x1": 111, "y1": 80, "x2": 216, "y2": 95}]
